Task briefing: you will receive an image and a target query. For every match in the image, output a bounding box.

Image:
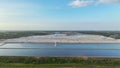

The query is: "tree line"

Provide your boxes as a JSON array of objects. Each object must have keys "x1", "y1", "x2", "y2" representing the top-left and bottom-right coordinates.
[{"x1": 0, "y1": 57, "x2": 120, "y2": 65}]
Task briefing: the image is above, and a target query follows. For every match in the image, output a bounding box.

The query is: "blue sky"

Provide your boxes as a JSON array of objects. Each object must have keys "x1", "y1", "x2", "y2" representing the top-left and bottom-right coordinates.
[{"x1": 0, "y1": 0, "x2": 120, "y2": 30}]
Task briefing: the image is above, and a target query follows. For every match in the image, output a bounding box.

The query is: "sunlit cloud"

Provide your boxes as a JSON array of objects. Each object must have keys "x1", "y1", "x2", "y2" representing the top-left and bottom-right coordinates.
[
  {"x1": 69, "y1": 0, "x2": 93, "y2": 7},
  {"x1": 69, "y1": 0, "x2": 120, "y2": 7},
  {"x1": 98, "y1": 0, "x2": 120, "y2": 4}
]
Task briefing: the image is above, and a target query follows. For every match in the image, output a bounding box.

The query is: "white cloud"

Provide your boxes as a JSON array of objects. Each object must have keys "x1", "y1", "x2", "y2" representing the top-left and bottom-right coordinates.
[
  {"x1": 69, "y1": 0, "x2": 120, "y2": 7},
  {"x1": 98, "y1": 0, "x2": 120, "y2": 4},
  {"x1": 69, "y1": 0, "x2": 93, "y2": 7}
]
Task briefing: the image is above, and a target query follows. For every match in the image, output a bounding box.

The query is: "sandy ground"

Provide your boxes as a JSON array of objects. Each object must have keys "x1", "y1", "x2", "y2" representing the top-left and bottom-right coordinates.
[{"x1": 0, "y1": 35, "x2": 120, "y2": 44}]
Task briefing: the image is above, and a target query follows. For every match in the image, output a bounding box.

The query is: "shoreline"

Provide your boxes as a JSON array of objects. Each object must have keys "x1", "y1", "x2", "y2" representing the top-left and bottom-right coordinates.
[
  {"x1": 0, "y1": 56, "x2": 120, "y2": 58},
  {"x1": 2, "y1": 42, "x2": 120, "y2": 44},
  {"x1": 0, "y1": 56, "x2": 120, "y2": 59}
]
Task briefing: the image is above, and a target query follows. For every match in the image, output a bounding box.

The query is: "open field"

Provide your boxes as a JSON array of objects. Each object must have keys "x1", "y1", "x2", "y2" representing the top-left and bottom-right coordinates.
[{"x1": 0, "y1": 64, "x2": 119, "y2": 68}]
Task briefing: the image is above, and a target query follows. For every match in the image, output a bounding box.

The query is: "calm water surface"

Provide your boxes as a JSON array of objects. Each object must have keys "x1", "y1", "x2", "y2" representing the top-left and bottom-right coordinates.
[{"x1": 0, "y1": 43, "x2": 120, "y2": 57}]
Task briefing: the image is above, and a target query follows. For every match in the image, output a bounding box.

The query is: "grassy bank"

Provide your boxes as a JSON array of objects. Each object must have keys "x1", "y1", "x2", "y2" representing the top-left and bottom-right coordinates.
[
  {"x1": 0, "y1": 57, "x2": 120, "y2": 68},
  {"x1": 0, "y1": 64, "x2": 119, "y2": 68}
]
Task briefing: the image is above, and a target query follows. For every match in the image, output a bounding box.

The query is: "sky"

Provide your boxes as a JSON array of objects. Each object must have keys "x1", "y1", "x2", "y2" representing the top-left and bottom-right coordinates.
[{"x1": 0, "y1": 0, "x2": 120, "y2": 31}]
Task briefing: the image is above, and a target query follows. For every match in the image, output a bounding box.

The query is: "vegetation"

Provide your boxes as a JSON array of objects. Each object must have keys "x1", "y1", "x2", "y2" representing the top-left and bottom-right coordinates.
[
  {"x1": 0, "y1": 31, "x2": 51, "y2": 39},
  {"x1": 0, "y1": 57, "x2": 120, "y2": 65},
  {"x1": 0, "y1": 57, "x2": 120, "y2": 68},
  {"x1": 0, "y1": 31, "x2": 120, "y2": 39},
  {"x1": 0, "y1": 64, "x2": 118, "y2": 68},
  {"x1": 79, "y1": 31, "x2": 120, "y2": 39}
]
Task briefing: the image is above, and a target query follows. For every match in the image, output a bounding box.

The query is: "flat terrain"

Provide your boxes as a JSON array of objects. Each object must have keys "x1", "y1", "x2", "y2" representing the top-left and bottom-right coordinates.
[
  {"x1": 0, "y1": 64, "x2": 119, "y2": 68},
  {"x1": 1, "y1": 31, "x2": 120, "y2": 44},
  {"x1": 1, "y1": 34, "x2": 120, "y2": 44}
]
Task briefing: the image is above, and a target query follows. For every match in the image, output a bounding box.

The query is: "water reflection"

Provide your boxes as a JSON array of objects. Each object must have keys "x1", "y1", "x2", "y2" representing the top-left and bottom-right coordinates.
[{"x1": 0, "y1": 43, "x2": 120, "y2": 57}]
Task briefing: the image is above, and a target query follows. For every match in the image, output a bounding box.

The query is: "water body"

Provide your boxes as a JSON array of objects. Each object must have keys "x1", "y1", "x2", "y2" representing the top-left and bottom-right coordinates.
[{"x1": 0, "y1": 43, "x2": 120, "y2": 57}]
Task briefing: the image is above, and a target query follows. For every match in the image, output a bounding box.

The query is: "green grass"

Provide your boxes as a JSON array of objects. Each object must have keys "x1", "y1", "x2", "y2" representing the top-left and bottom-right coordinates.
[
  {"x1": 0, "y1": 57, "x2": 120, "y2": 68},
  {"x1": 0, "y1": 64, "x2": 119, "y2": 68}
]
